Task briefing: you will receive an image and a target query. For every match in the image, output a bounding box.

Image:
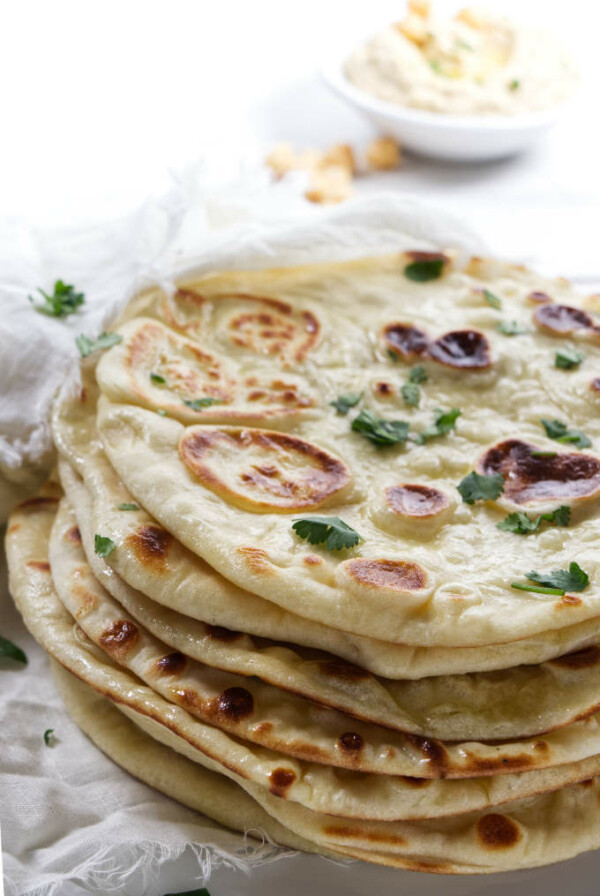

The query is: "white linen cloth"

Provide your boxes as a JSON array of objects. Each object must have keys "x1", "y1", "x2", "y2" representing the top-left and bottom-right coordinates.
[{"x1": 0, "y1": 184, "x2": 485, "y2": 896}]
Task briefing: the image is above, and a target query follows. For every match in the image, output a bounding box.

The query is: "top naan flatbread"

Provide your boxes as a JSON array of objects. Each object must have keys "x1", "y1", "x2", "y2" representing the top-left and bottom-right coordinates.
[{"x1": 96, "y1": 253, "x2": 600, "y2": 647}]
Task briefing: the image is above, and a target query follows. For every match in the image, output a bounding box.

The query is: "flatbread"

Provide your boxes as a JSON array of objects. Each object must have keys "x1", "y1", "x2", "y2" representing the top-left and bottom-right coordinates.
[
  {"x1": 55, "y1": 472, "x2": 600, "y2": 743},
  {"x1": 52, "y1": 368, "x2": 600, "y2": 679},
  {"x1": 95, "y1": 254, "x2": 600, "y2": 647}
]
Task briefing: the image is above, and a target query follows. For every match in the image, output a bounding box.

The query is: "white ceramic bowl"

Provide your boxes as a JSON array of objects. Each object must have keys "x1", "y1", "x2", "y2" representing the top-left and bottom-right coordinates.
[{"x1": 322, "y1": 55, "x2": 570, "y2": 163}]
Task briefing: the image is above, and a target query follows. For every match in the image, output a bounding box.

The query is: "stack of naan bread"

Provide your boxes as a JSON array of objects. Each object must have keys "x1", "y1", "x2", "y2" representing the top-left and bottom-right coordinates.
[{"x1": 8, "y1": 250, "x2": 600, "y2": 873}]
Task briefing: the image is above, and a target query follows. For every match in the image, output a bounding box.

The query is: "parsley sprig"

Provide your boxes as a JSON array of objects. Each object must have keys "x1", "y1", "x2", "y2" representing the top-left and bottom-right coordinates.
[
  {"x1": 414, "y1": 408, "x2": 461, "y2": 444},
  {"x1": 29, "y1": 281, "x2": 85, "y2": 317},
  {"x1": 292, "y1": 516, "x2": 361, "y2": 551},
  {"x1": 351, "y1": 409, "x2": 409, "y2": 447},
  {"x1": 43, "y1": 728, "x2": 55, "y2": 747},
  {"x1": 483, "y1": 288, "x2": 502, "y2": 310},
  {"x1": 118, "y1": 502, "x2": 140, "y2": 511},
  {"x1": 496, "y1": 320, "x2": 529, "y2": 336},
  {"x1": 457, "y1": 471, "x2": 505, "y2": 504},
  {"x1": 150, "y1": 372, "x2": 167, "y2": 385},
  {"x1": 76, "y1": 332, "x2": 122, "y2": 358},
  {"x1": 497, "y1": 505, "x2": 570, "y2": 535},
  {"x1": 404, "y1": 258, "x2": 445, "y2": 282},
  {"x1": 541, "y1": 418, "x2": 591, "y2": 449},
  {"x1": 330, "y1": 392, "x2": 362, "y2": 415},
  {"x1": 511, "y1": 561, "x2": 589, "y2": 596}
]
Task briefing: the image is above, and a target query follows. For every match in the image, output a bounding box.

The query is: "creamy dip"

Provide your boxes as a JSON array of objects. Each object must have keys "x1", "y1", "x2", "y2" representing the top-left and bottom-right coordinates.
[{"x1": 345, "y1": 4, "x2": 578, "y2": 116}]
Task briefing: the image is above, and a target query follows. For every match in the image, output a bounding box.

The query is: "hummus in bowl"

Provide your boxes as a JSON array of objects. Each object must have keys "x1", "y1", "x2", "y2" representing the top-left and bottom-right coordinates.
[{"x1": 344, "y1": 3, "x2": 578, "y2": 117}]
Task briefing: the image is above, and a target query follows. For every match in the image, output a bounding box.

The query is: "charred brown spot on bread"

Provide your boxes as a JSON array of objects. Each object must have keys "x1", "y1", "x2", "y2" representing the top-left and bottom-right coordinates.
[
  {"x1": 126, "y1": 525, "x2": 172, "y2": 573},
  {"x1": 374, "y1": 381, "x2": 394, "y2": 397},
  {"x1": 550, "y1": 646, "x2": 600, "y2": 669},
  {"x1": 405, "y1": 250, "x2": 449, "y2": 265},
  {"x1": 383, "y1": 322, "x2": 429, "y2": 360},
  {"x1": 428, "y1": 329, "x2": 491, "y2": 370},
  {"x1": 318, "y1": 659, "x2": 370, "y2": 681},
  {"x1": 238, "y1": 546, "x2": 275, "y2": 574},
  {"x1": 6, "y1": 523, "x2": 20, "y2": 535},
  {"x1": 303, "y1": 554, "x2": 322, "y2": 566},
  {"x1": 338, "y1": 732, "x2": 364, "y2": 753},
  {"x1": 527, "y1": 290, "x2": 553, "y2": 304},
  {"x1": 477, "y1": 814, "x2": 521, "y2": 849},
  {"x1": 590, "y1": 378, "x2": 600, "y2": 393},
  {"x1": 477, "y1": 439, "x2": 600, "y2": 507},
  {"x1": 558, "y1": 593, "x2": 583, "y2": 607},
  {"x1": 65, "y1": 525, "x2": 82, "y2": 544},
  {"x1": 204, "y1": 624, "x2": 242, "y2": 642},
  {"x1": 180, "y1": 427, "x2": 350, "y2": 511},
  {"x1": 385, "y1": 484, "x2": 450, "y2": 519},
  {"x1": 217, "y1": 686, "x2": 254, "y2": 720},
  {"x1": 401, "y1": 776, "x2": 432, "y2": 788},
  {"x1": 99, "y1": 620, "x2": 139, "y2": 660},
  {"x1": 26, "y1": 560, "x2": 51, "y2": 573},
  {"x1": 269, "y1": 767, "x2": 296, "y2": 797},
  {"x1": 534, "y1": 303, "x2": 594, "y2": 335},
  {"x1": 322, "y1": 825, "x2": 407, "y2": 847},
  {"x1": 155, "y1": 651, "x2": 187, "y2": 676},
  {"x1": 580, "y1": 778, "x2": 594, "y2": 786},
  {"x1": 344, "y1": 558, "x2": 428, "y2": 592},
  {"x1": 18, "y1": 496, "x2": 59, "y2": 510},
  {"x1": 406, "y1": 734, "x2": 448, "y2": 774},
  {"x1": 463, "y1": 753, "x2": 534, "y2": 773},
  {"x1": 71, "y1": 583, "x2": 98, "y2": 617}
]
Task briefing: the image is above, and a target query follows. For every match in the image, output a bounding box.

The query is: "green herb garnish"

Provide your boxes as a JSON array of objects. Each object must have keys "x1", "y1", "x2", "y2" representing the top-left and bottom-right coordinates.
[
  {"x1": 457, "y1": 471, "x2": 505, "y2": 504},
  {"x1": 509, "y1": 79, "x2": 520, "y2": 91},
  {"x1": 555, "y1": 347, "x2": 585, "y2": 370},
  {"x1": 156, "y1": 409, "x2": 168, "y2": 416},
  {"x1": 164, "y1": 889, "x2": 211, "y2": 896},
  {"x1": 401, "y1": 382, "x2": 420, "y2": 407},
  {"x1": 183, "y1": 398, "x2": 223, "y2": 412},
  {"x1": 292, "y1": 516, "x2": 361, "y2": 551},
  {"x1": 408, "y1": 365, "x2": 428, "y2": 384},
  {"x1": 0, "y1": 635, "x2": 27, "y2": 665},
  {"x1": 404, "y1": 258, "x2": 445, "y2": 282},
  {"x1": 541, "y1": 418, "x2": 591, "y2": 449},
  {"x1": 76, "y1": 331, "x2": 122, "y2": 358},
  {"x1": 94, "y1": 534, "x2": 116, "y2": 558},
  {"x1": 496, "y1": 320, "x2": 529, "y2": 336},
  {"x1": 530, "y1": 451, "x2": 557, "y2": 459},
  {"x1": 483, "y1": 288, "x2": 502, "y2": 310},
  {"x1": 415, "y1": 407, "x2": 461, "y2": 443},
  {"x1": 497, "y1": 505, "x2": 570, "y2": 535},
  {"x1": 351, "y1": 409, "x2": 409, "y2": 447},
  {"x1": 118, "y1": 502, "x2": 140, "y2": 511},
  {"x1": 511, "y1": 561, "x2": 589, "y2": 596},
  {"x1": 330, "y1": 392, "x2": 362, "y2": 415},
  {"x1": 29, "y1": 280, "x2": 85, "y2": 317},
  {"x1": 150, "y1": 372, "x2": 167, "y2": 385},
  {"x1": 43, "y1": 729, "x2": 55, "y2": 746}
]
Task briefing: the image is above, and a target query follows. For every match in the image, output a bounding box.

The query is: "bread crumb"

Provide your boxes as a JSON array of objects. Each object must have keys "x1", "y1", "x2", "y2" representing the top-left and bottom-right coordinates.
[
  {"x1": 318, "y1": 143, "x2": 356, "y2": 175},
  {"x1": 265, "y1": 143, "x2": 321, "y2": 177},
  {"x1": 366, "y1": 137, "x2": 402, "y2": 171},
  {"x1": 305, "y1": 165, "x2": 354, "y2": 204}
]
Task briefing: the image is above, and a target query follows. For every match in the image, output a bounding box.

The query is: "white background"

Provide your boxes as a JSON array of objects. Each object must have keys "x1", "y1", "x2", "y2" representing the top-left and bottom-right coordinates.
[{"x1": 3, "y1": 1, "x2": 600, "y2": 894}]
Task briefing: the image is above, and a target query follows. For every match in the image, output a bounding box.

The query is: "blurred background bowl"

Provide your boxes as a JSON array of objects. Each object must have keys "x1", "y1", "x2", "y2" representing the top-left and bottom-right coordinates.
[{"x1": 322, "y1": 56, "x2": 571, "y2": 162}]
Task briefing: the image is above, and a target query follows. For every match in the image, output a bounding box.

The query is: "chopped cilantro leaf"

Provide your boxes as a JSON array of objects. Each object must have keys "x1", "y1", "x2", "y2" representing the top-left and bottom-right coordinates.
[
  {"x1": 496, "y1": 320, "x2": 529, "y2": 336},
  {"x1": 330, "y1": 392, "x2": 362, "y2": 415},
  {"x1": 29, "y1": 280, "x2": 85, "y2": 317},
  {"x1": 414, "y1": 408, "x2": 461, "y2": 444},
  {"x1": 555, "y1": 347, "x2": 585, "y2": 370},
  {"x1": 401, "y1": 382, "x2": 420, "y2": 407},
  {"x1": 150, "y1": 372, "x2": 167, "y2": 384},
  {"x1": 531, "y1": 451, "x2": 557, "y2": 459},
  {"x1": 497, "y1": 505, "x2": 571, "y2": 535},
  {"x1": 94, "y1": 534, "x2": 116, "y2": 558},
  {"x1": 404, "y1": 258, "x2": 445, "y2": 282},
  {"x1": 351, "y1": 409, "x2": 409, "y2": 447},
  {"x1": 76, "y1": 331, "x2": 122, "y2": 358},
  {"x1": 457, "y1": 471, "x2": 505, "y2": 504},
  {"x1": 483, "y1": 289, "x2": 502, "y2": 310},
  {"x1": 43, "y1": 729, "x2": 55, "y2": 746},
  {"x1": 0, "y1": 634, "x2": 27, "y2": 664},
  {"x1": 118, "y1": 502, "x2": 140, "y2": 511},
  {"x1": 183, "y1": 397, "x2": 223, "y2": 412},
  {"x1": 292, "y1": 516, "x2": 361, "y2": 551},
  {"x1": 509, "y1": 79, "x2": 520, "y2": 91},
  {"x1": 540, "y1": 418, "x2": 591, "y2": 449},
  {"x1": 408, "y1": 365, "x2": 428, "y2": 384},
  {"x1": 525, "y1": 561, "x2": 589, "y2": 593}
]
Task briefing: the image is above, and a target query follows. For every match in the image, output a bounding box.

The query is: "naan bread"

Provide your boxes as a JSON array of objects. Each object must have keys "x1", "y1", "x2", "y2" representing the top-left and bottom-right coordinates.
[
  {"x1": 53, "y1": 356, "x2": 600, "y2": 677},
  {"x1": 55, "y1": 471, "x2": 600, "y2": 743},
  {"x1": 95, "y1": 255, "x2": 600, "y2": 647}
]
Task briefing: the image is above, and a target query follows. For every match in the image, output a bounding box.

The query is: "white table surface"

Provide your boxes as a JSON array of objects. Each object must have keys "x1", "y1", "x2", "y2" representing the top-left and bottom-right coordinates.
[{"x1": 2, "y1": 1, "x2": 600, "y2": 894}]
